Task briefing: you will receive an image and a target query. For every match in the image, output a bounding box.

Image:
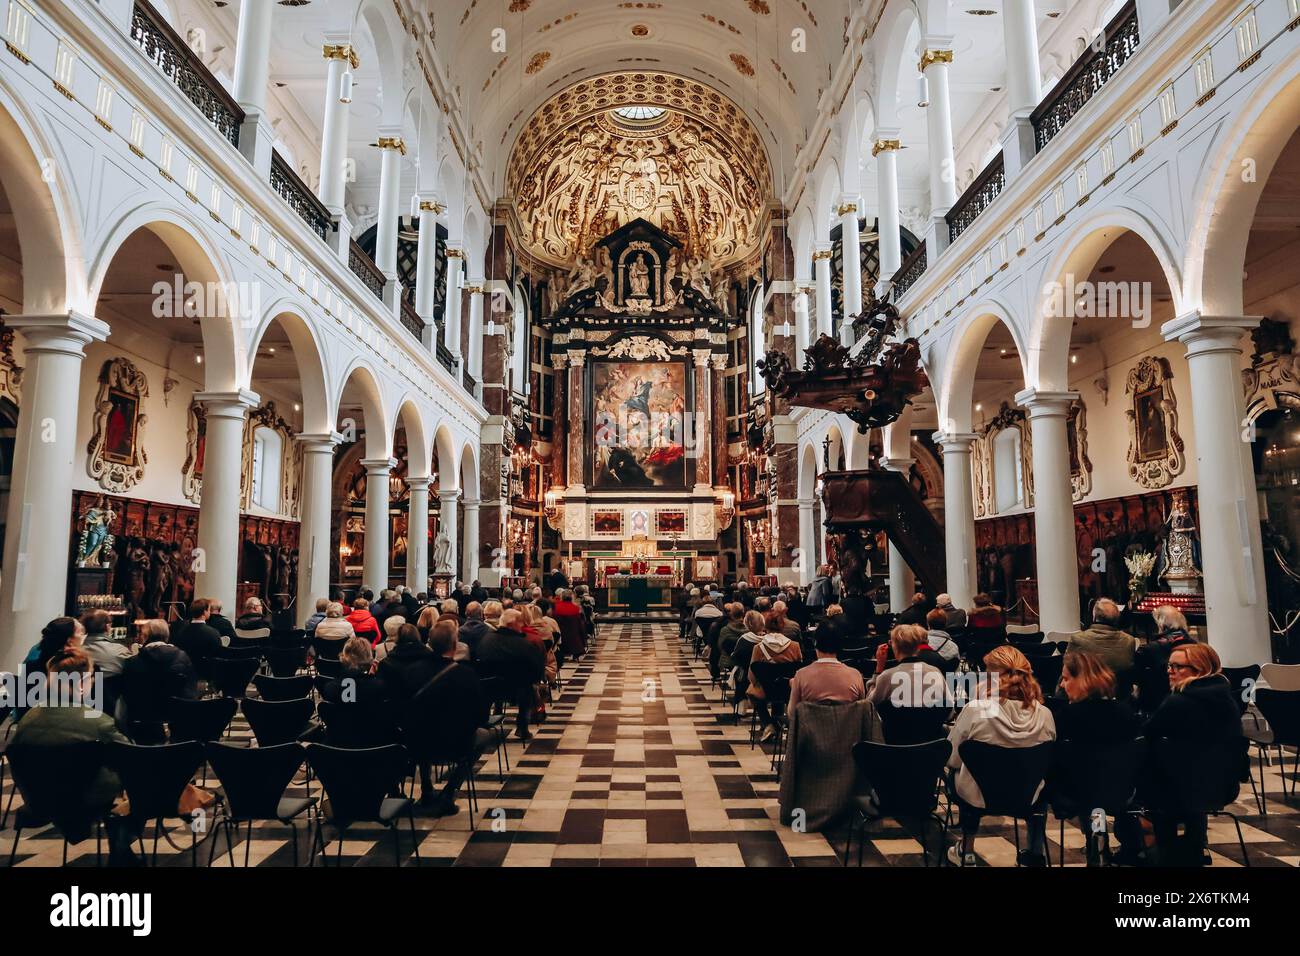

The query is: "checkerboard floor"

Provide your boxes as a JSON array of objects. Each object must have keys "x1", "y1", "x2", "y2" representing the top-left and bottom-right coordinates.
[{"x1": 3, "y1": 622, "x2": 1299, "y2": 867}]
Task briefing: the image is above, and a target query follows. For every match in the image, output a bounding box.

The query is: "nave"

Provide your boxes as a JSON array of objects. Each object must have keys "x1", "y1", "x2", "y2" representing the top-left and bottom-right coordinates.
[{"x1": 5, "y1": 623, "x2": 1298, "y2": 869}]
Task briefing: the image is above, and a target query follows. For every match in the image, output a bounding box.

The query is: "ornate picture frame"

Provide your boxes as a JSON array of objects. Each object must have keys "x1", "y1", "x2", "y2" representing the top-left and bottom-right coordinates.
[
  {"x1": 87, "y1": 357, "x2": 148, "y2": 493},
  {"x1": 591, "y1": 509, "x2": 624, "y2": 536},
  {"x1": 181, "y1": 399, "x2": 205, "y2": 504},
  {"x1": 1068, "y1": 400, "x2": 1094, "y2": 501},
  {"x1": 972, "y1": 402, "x2": 1032, "y2": 518},
  {"x1": 1125, "y1": 356, "x2": 1185, "y2": 489},
  {"x1": 240, "y1": 401, "x2": 300, "y2": 516}
]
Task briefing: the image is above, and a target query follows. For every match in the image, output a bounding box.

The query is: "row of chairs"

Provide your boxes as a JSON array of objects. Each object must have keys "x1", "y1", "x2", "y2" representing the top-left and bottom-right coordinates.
[
  {"x1": 5, "y1": 738, "x2": 420, "y2": 868},
  {"x1": 841, "y1": 734, "x2": 1253, "y2": 868}
]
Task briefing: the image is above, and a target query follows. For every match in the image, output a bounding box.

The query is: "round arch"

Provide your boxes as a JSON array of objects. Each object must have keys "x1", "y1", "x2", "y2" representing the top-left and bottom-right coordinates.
[
  {"x1": 248, "y1": 298, "x2": 331, "y2": 434},
  {"x1": 459, "y1": 441, "x2": 480, "y2": 499},
  {"x1": 797, "y1": 440, "x2": 820, "y2": 501},
  {"x1": 87, "y1": 203, "x2": 244, "y2": 393},
  {"x1": 1184, "y1": 47, "x2": 1300, "y2": 318},
  {"x1": 392, "y1": 397, "x2": 432, "y2": 480},
  {"x1": 332, "y1": 358, "x2": 389, "y2": 460},
  {"x1": 1029, "y1": 207, "x2": 1184, "y2": 391},
  {"x1": 872, "y1": 0, "x2": 923, "y2": 131},
  {"x1": 938, "y1": 300, "x2": 1030, "y2": 434},
  {"x1": 433, "y1": 423, "x2": 459, "y2": 488}
]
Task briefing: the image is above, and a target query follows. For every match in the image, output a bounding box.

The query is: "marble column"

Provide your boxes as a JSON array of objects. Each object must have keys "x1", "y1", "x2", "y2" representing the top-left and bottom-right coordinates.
[
  {"x1": 711, "y1": 354, "x2": 730, "y2": 488},
  {"x1": 933, "y1": 431, "x2": 979, "y2": 608},
  {"x1": 1000, "y1": 0, "x2": 1042, "y2": 179},
  {"x1": 1016, "y1": 388, "x2": 1082, "y2": 634},
  {"x1": 550, "y1": 353, "x2": 568, "y2": 488},
  {"x1": 692, "y1": 350, "x2": 712, "y2": 493},
  {"x1": 231, "y1": 0, "x2": 275, "y2": 174},
  {"x1": 438, "y1": 488, "x2": 460, "y2": 583},
  {"x1": 443, "y1": 247, "x2": 463, "y2": 365},
  {"x1": 195, "y1": 389, "x2": 260, "y2": 613},
  {"x1": 0, "y1": 312, "x2": 109, "y2": 671},
  {"x1": 880, "y1": 455, "x2": 918, "y2": 612},
  {"x1": 317, "y1": 42, "x2": 356, "y2": 217},
  {"x1": 361, "y1": 457, "x2": 397, "y2": 595},
  {"x1": 462, "y1": 498, "x2": 480, "y2": 583},
  {"x1": 414, "y1": 199, "x2": 443, "y2": 351},
  {"x1": 374, "y1": 132, "x2": 405, "y2": 312},
  {"x1": 295, "y1": 431, "x2": 341, "y2": 624},
  {"x1": 838, "y1": 198, "x2": 862, "y2": 343},
  {"x1": 874, "y1": 134, "x2": 902, "y2": 293},
  {"x1": 921, "y1": 44, "x2": 957, "y2": 258},
  {"x1": 465, "y1": 279, "x2": 485, "y2": 386},
  {"x1": 813, "y1": 242, "x2": 834, "y2": 340},
  {"x1": 798, "y1": 497, "x2": 818, "y2": 586},
  {"x1": 566, "y1": 352, "x2": 585, "y2": 492},
  {"x1": 406, "y1": 475, "x2": 432, "y2": 595},
  {"x1": 1162, "y1": 314, "x2": 1270, "y2": 665}
]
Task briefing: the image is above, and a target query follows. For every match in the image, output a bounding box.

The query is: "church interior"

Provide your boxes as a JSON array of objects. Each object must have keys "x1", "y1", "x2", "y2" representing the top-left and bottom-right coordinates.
[{"x1": 1, "y1": 0, "x2": 1299, "y2": 911}]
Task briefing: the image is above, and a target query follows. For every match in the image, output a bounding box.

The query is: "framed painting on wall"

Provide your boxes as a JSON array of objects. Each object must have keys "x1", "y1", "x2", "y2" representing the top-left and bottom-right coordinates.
[
  {"x1": 592, "y1": 510, "x2": 624, "y2": 536},
  {"x1": 590, "y1": 359, "x2": 689, "y2": 490}
]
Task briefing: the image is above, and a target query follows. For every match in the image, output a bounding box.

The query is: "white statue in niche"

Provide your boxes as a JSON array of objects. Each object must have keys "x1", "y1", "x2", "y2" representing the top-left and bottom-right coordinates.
[
  {"x1": 628, "y1": 253, "x2": 651, "y2": 298},
  {"x1": 433, "y1": 527, "x2": 453, "y2": 573}
]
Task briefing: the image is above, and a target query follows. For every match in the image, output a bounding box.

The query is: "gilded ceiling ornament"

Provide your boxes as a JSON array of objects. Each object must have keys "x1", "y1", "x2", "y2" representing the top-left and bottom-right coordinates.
[
  {"x1": 508, "y1": 0, "x2": 532, "y2": 11},
  {"x1": 526, "y1": 51, "x2": 551, "y2": 75},
  {"x1": 730, "y1": 53, "x2": 755, "y2": 77},
  {"x1": 746, "y1": 1, "x2": 772, "y2": 13}
]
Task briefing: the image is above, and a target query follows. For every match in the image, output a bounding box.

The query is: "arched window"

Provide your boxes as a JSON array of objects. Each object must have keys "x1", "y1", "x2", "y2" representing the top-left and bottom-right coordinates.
[
  {"x1": 250, "y1": 426, "x2": 283, "y2": 513},
  {"x1": 993, "y1": 427, "x2": 1023, "y2": 513}
]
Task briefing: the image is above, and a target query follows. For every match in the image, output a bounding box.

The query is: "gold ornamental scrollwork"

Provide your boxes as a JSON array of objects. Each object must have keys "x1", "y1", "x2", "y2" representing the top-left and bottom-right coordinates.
[{"x1": 1125, "y1": 356, "x2": 1185, "y2": 489}]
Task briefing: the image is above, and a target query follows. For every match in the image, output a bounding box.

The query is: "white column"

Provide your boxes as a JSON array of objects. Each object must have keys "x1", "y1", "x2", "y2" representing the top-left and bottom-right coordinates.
[
  {"x1": 1000, "y1": 0, "x2": 1042, "y2": 179},
  {"x1": 414, "y1": 199, "x2": 442, "y2": 351},
  {"x1": 798, "y1": 497, "x2": 818, "y2": 586},
  {"x1": 838, "y1": 197, "x2": 862, "y2": 342},
  {"x1": 1163, "y1": 314, "x2": 1270, "y2": 666},
  {"x1": 194, "y1": 390, "x2": 260, "y2": 613},
  {"x1": 231, "y1": 0, "x2": 275, "y2": 175},
  {"x1": 813, "y1": 242, "x2": 833, "y2": 340},
  {"x1": 880, "y1": 455, "x2": 917, "y2": 612},
  {"x1": 375, "y1": 132, "x2": 405, "y2": 313},
  {"x1": 438, "y1": 488, "x2": 460, "y2": 582},
  {"x1": 794, "y1": 286, "x2": 812, "y2": 359},
  {"x1": 874, "y1": 134, "x2": 902, "y2": 292},
  {"x1": 1016, "y1": 389, "x2": 1082, "y2": 634},
  {"x1": 361, "y1": 457, "x2": 397, "y2": 595},
  {"x1": 406, "y1": 476, "x2": 431, "y2": 595},
  {"x1": 295, "y1": 431, "x2": 341, "y2": 624},
  {"x1": 465, "y1": 279, "x2": 485, "y2": 384},
  {"x1": 462, "y1": 498, "x2": 480, "y2": 583},
  {"x1": 0, "y1": 313, "x2": 108, "y2": 671},
  {"x1": 317, "y1": 42, "x2": 355, "y2": 216},
  {"x1": 443, "y1": 248, "x2": 464, "y2": 364},
  {"x1": 922, "y1": 44, "x2": 957, "y2": 248},
  {"x1": 934, "y1": 431, "x2": 979, "y2": 608}
]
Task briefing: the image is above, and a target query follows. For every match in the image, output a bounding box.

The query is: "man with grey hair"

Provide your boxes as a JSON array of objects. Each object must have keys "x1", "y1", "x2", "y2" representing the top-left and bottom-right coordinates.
[
  {"x1": 304, "y1": 597, "x2": 330, "y2": 636},
  {"x1": 459, "y1": 600, "x2": 494, "y2": 661},
  {"x1": 934, "y1": 592, "x2": 967, "y2": 630},
  {"x1": 1069, "y1": 597, "x2": 1139, "y2": 674}
]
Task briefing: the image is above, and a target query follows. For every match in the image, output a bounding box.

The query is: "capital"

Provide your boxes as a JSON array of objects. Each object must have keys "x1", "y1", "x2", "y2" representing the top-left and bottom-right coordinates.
[
  {"x1": 296, "y1": 430, "x2": 345, "y2": 454},
  {"x1": 361, "y1": 457, "x2": 399, "y2": 475},
  {"x1": 5, "y1": 311, "x2": 109, "y2": 356},
  {"x1": 406, "y1": 475, "x2": 434, "y2": 491},
  {"x1": 872, "y1": 139, "x2": 901, "y2": 157},
  {"x1": 323, "y1": 44, "x2": 359, "y2": 69},
  {"x1": 1014, "y1": 388, "x2": 1079, "y2": 419},
  {"x1": 931, "y1": 431, "x2": 979, "y2": 452},
  {"x1": 194, "y1": 388, "x2": 260, "y2": 420},
  {"x1": 1162, "y1": 312, "x2": 1260, "y2": 356},
  {"x1": 919, "y1": 48, "x2": 953, "y2": 71},
  {"x1": 375, "y1": 136, "x2": 407, "y2": 155}
]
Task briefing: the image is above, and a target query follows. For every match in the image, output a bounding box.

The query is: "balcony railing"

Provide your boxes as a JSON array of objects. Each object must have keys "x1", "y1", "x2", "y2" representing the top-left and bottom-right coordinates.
[
  {"x1": 946, "y1": 152, "x2": 1005, "y2": 245},
  {"x1": 1031, "y1": 1, "x2": 1140, "y2": 152},
  {"x1": 462, "y1": 371, "x2": 478, "y2": 397},
  {"x1": 399, "y1": 299, "x2": 424, "y2": 341},
  {"x1": 348, "y1": 240, "x2": 385, "y2": 301},
  {"x1": 270, "y1": 151, "x2": 331, "y2": 242},
  {"x1": 129, "y1": 1, "x2": 244, "y2": 148},
  {"x1": 892, "y1": 242, "x2": 929, "y2": 300}
]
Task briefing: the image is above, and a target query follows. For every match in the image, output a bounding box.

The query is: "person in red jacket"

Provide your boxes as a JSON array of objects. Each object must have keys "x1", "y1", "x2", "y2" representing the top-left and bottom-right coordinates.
[
  {"x1": 345, "y1": 597, "x2": 381, "y2": 644},
  {"x1": 552, "y1": 589, "x2": 587, "y2": 661}
]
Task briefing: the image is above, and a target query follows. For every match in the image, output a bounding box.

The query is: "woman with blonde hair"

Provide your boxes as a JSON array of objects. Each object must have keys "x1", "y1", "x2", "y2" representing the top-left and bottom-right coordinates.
[
  {"x1": 319, "y1": 635, "x2": 389, "y2": 706},
  {"x1": 946, "y1": 645, "x2": 1056, "y2": 867},
  {"x1": 313, "y1": 601, "x2": 355, "y2": 644},
  {"x1": 735, "y1": 609, "x2": 801, "y2": 742}
]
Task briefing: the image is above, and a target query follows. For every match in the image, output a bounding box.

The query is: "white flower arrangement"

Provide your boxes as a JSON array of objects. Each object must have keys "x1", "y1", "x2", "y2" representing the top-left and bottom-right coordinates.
[{"x1": 1124, "y1": 551, "x2": 1156, "y2": 579}]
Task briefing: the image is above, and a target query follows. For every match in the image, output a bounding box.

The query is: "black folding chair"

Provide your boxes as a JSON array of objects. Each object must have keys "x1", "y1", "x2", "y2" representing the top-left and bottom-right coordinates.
[
  {"x1": 167, "y1": 696, "x2": 237, "y2": 744},
  {"x1": 958, "y1": 740, "x2": 1055, "y2": 866},
  {"x1": 6, "y1": 741, "x2": 110, "y2": 866},
  {"x1": 312, "y1": 637, "x2": 344, "y2": 662},
  {"x1": 253, "y1": 674, "x2": 315, "y2": 702},
  {"x1": 207, "y1": 656, "x2": 260, "y2": 700},
  {"x1": 1047, "y1": 737, "x2": 1142, "y2": 866},
  {"x1": 313, "y1": 657, "x2": 343, "y2": 679},
  {"x1": 747, "y1": 661, "x2": 800, "y2": 749},
  {"x1": 317, "y1": 700, "x2": 399, "y2": 749},
  {"x1": 205, "y1": 742, "x2": 316, "y2": 867},
  {"x1": 305, "y1": 743, "x2": 419, "y2": 866},
  {"x1": 877, "y1": 699, "x2": 951, "y2": 746},
  {"x1": 1147, "y1": 735, "x2": 1251, "y2": 866},
  {"x1": 241, "y1": 696, "x2": 316, "y2": 748},
  {"x1": 1247, "y1": 687, "x2": 1300, "y2": 815},
  {"x1": 105, "y1": 740, "x2": 207, "y2": 866},
  {"x1": 470, "y1": 675, "x2": 511, "y2": 776},
  {"x1": 846, "y1": 739, "x2": 952, "y2": 866},
  {"x1": 265, "y1": 644, "x2": 309, "y2": 678}
]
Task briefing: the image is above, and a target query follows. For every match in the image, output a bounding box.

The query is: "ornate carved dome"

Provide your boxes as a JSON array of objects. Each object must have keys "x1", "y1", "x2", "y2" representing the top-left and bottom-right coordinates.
[{"x1": 507, "y1": 72, "x2": 771, "y2": 269}]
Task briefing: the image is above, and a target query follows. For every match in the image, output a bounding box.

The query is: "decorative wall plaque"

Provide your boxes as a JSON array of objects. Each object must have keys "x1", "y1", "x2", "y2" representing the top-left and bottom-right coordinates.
[
  {"x1": 181, "y1": 398, "x2": 205, "y2": 504},
  {"x1": 87, "y1": 357, "x2": 148, "y2": 493},
  {"x1": 1125, "y1": 356, "x2": 1185, "y2": 489}
]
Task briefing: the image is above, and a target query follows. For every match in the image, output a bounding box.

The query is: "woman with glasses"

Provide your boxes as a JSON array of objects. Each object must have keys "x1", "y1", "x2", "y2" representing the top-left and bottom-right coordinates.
[{"x1": 1139, "y1": 642, "x2": 1243, "y2": 865}]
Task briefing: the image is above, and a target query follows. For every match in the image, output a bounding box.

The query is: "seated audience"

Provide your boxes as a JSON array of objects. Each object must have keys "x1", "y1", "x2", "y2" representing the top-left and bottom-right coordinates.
[
  {"x1": 235, "y1": 596, "x2": 272, "y2": 633},
  {"x1": 896, "y1": 592, "x2": 931, "y2": 627},
  {"x1": 207, "y1": 599, "x2": 236, "y2": 643},
  {"x1": 345, "y1": 598, "x2": 381, "y2": 645},
  {"x1": 373, "y1": 615, "x2": 404, "y2": 663},
  {"x1": 1069, "y1": 597, "x2": 1138, "y2": 675},
  {"x1": 552, "y1": 589, "x2": 586, "y2": 660},
  {"x1": 120, "y1": 619, "x2": 197, "y2": 743},
  {"x1": 174, "y1": 598, "x2": 223, "y2": 674},
  {"x1": 320, "y1": 635, "x2": 390, "y2": 706},
  {"x1": 477, "y1": 608, "x2": 545, "y2": 740},
  {"x1": 744, "y1": 609, "x2": 803, "y2": 741},
  {"x1": 967, "y1": 593, "x2": 1006, "y2": 629},
  {"x1": 767, "y1": 601, "x2": 801, "y2": 641},
  {"x1": 788, "y1": 627, "x2": 864, "y2": 709},
  {"x1": 314, "y1": 602, "x2": 356, "y2": 646},
  {"x1": 935, "y1": 593, "x2": 968, "y2": 630},
  {"x1": 867, "y1": 624, "x2": 948, "y2": 708},
  {"x1": 946, "y1": 645, "x2": 1056, "y2": 867},
  {"x1": 81, "y1": 609, "x2": 129, "y2": 676},
  {"x1": 376, "y1": 624, "x2": 439, "y2": 703},
  {"x1": 304, "y1": 597, "x2": 330, "y2": 636},
  {"x1": 924, "y1": 607, "x2": 960, "y2": 669},
  {"x1": 806, "y1": 565, "x2": 837, "y2": 614},
  {"x1": 458, "y1": 602, "x2": 494, "y2": 661}
]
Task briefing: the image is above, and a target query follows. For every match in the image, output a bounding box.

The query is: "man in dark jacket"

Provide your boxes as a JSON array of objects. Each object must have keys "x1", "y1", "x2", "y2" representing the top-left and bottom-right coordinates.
[
  {"x1": 121, "y1": 618, "x2": 198, "y2": 743},
  {"x1": 234, "y1": 596, "x2": 272, "y2": 633},
  {"x1": 207, "y1": 599, "x2": 237, "y2": 643},
  {"x1": 173, "y1": 598, "x2": 223, "y2": 676},
  {"x1": 377, "y1": 626, "x2": 441, "y2": 704},
  {"x1": 404, "y1": 619, "x2": 492, "y2": 815},
  {"x1": 477, "y1": 608, "x2": 544, "y2": 740},
  {"x1": 458, "y1": 602, "x2": 494, "y2": 660}
]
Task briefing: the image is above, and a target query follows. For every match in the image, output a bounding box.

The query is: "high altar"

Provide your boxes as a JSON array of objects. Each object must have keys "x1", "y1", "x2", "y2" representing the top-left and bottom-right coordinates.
[{"x1": 533, "y1": 217, "x2": 742, "y2": 594}]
